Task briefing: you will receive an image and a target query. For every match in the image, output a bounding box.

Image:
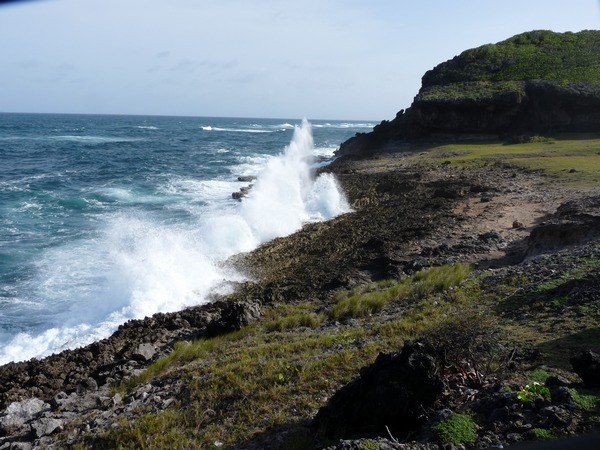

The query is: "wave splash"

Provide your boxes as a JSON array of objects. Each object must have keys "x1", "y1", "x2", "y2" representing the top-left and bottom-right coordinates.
[
  {"x1": 0, "y1": 119, "x2": 350, "y2": 364},
  {"x1": 242, "y1": 119, "x2": 349, "y2": 241}
]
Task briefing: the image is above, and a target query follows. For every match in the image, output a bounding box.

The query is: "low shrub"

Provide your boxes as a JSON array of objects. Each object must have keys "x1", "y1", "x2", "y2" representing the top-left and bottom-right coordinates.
[
  {"x1": 432, "y1": 413, "x2": 477, "y2": 445},
  {"x1": 420, "y1": 311, "x2": 508, "y2": 386}
]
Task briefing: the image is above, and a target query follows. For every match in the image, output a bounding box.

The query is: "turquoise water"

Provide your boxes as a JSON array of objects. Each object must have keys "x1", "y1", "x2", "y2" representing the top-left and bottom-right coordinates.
[{"x1": 0, "y1": 113, "x2": 373, "y2": 363}]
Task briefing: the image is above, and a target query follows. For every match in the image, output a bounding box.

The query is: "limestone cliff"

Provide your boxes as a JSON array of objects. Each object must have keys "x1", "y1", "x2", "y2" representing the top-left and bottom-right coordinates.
[{"x1": 338, "y1": 30, "x2": 600, "y2": 157}]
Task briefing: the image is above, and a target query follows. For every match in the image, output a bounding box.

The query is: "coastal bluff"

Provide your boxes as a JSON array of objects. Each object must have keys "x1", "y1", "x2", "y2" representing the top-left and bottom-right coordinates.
[{"x1": 338, "y1": 30, "x2": 600, "y2": 157}]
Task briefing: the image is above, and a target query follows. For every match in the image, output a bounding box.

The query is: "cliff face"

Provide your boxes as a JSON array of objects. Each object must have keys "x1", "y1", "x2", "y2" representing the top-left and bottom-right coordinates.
[{"x1": 338, "y1": 30, "x2": 600, "y2": 157}]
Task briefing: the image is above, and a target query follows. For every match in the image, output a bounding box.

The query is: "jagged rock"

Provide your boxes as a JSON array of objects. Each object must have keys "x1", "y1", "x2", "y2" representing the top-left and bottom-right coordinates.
[
  {"x1": 571, "y1": 350, "x2": 600, "y2": 388},
  {"x1": 237, "y1": 175, "x2": 256, "y2": 182},
  {"x1": 206, "y1": 300, "x2": 262, "y2": 336},
  {"x1": 312, "y1": 341, "x2": 443, "y2": 439},
  {"x1": 0, "y1": 399, "x2": 50, "y2": 436},
  {"x1": 132, "y1": 343, "x2": 156, "y2": 362},
  {"x1": 31, "y1": 418, "x2": 63, "y2": 438},
  {"x1": 77, "y1": 377, "x2": 98, "y2": 395}
]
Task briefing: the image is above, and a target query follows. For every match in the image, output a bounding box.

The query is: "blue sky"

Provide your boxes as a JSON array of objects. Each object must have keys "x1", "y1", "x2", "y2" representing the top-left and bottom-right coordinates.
[{"x1": 0, "y1": 0, "x2": 598, "y2": 120}]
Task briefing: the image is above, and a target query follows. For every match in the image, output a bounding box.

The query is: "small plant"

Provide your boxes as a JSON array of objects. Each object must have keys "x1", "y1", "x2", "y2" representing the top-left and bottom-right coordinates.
[
  {"x1": 358, "y1": 439, "x2": 380, "y2": 450},
  {"x1": 432, "y1": 413, "x2": 477, "y2": 445},
  {"x1": 529, "y1": 428, "x2": 554, "y2": 440},
  {"x1": 517, "y1": 382, "x2": 551, "y2": 404},
  {"x1": 527, "y1": 136, "x2": 556, "y2": 144},
  {"x1": 274, "y1": 362, "x2": 302, "y2": 385}
]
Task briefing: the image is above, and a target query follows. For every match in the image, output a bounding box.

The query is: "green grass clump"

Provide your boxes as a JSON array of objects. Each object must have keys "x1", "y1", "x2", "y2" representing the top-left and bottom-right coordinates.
[
  {"x1": 529, "y1": 428, "x2": 554, "y2": 440},
  {"x1": 105, "y1": 323, "x2": 389, "y2": 449},
  {"x1": 359, "y1": 439, "x2": 381, "y2": 450},
  {"x1": 410, "y1": 263, "x2": 471, "y2": 298},
  {"x1": 331, "y1": 288, "x2": 391, "y2": 319},
  {"x1": 266, "y1": 312, "x2": 325, "y2": 332},
  {"x1": 432, "y1": 413, "x2": 477, "y2": 445},
  {"x1": 332, "y1": 263, "x2": 471, "y2": 319},
  {"x1": 569, "y1": 388, "x2": 600, "y2": 413},
  {"x1": 528, "y1": 368, "x2": 550, "y2": 383}
]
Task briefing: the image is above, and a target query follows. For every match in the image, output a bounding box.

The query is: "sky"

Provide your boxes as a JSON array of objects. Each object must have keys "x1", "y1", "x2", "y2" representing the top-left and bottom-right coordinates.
[{"x1": 0, "y1": 0, "x2": 598, "y2": 121}]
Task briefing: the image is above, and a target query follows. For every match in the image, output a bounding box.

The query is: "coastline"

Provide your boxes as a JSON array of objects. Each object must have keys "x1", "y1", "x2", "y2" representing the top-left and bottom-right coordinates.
[{"x1": 1, "y1": 137, "x2": 599, "y2": 448}]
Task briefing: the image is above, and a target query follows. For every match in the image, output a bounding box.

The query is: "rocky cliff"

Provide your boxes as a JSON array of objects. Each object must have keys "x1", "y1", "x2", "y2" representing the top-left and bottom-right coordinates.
[{"x1": 338, "y1": 30, "x2": 600, "y2": 157}]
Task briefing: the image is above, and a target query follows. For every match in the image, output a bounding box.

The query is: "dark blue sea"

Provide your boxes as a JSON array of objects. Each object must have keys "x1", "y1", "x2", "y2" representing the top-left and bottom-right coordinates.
[{"x1": 0, "y1": 113, "x2": 374, "y2": 363}]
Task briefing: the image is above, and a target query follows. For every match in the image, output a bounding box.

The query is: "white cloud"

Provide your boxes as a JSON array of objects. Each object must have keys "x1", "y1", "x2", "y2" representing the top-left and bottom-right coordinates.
[{"x1": 0, "y1": 0, "x2": 598, "y2": 119}]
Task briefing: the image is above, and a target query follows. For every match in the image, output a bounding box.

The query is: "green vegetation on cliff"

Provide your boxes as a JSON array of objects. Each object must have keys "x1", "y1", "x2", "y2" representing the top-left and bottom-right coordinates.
[
  {"x1": 423, "y1": 30, "x2": 600, "y2": 87},
  {"x1": 419, "y1": 30, "x2": 600, "y2": 104}
]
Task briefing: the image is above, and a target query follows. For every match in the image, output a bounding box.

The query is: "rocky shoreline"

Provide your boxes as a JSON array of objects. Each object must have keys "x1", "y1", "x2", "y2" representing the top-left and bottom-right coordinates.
[{"x1": 0, "y1": 148, "x2": 598, "y2": 448}]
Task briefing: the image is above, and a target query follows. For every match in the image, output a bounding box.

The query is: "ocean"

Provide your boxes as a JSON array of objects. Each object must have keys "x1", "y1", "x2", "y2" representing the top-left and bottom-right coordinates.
[{"x1": 0, "y1": 113, "x2": 374, "y2": 364}]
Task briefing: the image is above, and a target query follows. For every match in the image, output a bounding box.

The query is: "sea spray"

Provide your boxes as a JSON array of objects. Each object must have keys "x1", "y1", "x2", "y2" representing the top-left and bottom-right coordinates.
[
  {"x1": 241, "y1": 119, "x2": 350, "y2": 241},
  {"x1": 0, "y1": 115, "x2": 357, "y2": 364}
]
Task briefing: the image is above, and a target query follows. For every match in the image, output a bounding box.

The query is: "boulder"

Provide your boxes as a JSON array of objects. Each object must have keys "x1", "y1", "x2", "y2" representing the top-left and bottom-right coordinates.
[
  {"x1": 0, "y1": 398, "x2": 50, "y2": 436},
  {"x1": 571, "y1": 350, "x2": 600, "y2": 388},
  {"x1": 312, "y1": 341, "x2": 443, "y2": 439},
  {"x1": 31, "y1": 417, "x2": 63, "y2": 438},
  {"x1": 132, "y1": 343, "x2": 156, "y2": 362},
  {"x1": 206, "y1": 300, "x2": 262, "y2": 336}
]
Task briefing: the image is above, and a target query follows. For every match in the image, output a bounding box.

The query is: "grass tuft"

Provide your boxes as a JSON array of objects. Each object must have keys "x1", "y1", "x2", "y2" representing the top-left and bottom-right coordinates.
[{"x1": 331, "y1": 263, "x2": 470, "y2": 319}]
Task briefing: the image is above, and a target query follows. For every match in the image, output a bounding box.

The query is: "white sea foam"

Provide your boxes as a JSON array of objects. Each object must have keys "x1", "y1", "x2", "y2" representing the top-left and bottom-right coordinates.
[
  {"x1": 312, "y1": 122, "x2": 375, "y2": 129},
  {"x1": 202, "y1": 127, "x2": 273, "y2": 133},
  {"x1": 0, "y1": 119, "x2": 350, "y2": 364},
  {"x1": 50, "y1": 135, "x2": 142, "y2": 144}
]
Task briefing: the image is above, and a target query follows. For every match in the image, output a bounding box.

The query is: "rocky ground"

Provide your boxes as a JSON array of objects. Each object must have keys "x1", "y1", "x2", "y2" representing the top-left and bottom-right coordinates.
[{"x1": 0, "y1": 150, "x2": 599, "y2": 449}]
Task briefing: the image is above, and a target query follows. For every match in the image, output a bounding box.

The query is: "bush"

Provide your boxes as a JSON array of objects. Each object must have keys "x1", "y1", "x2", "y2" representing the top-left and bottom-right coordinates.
[
  {"x1": 432, "y1": 413, "x2": 477, "y2": 445},
  {"x1": 420, "y1": 311, "x2": 508, "y2": 386}
]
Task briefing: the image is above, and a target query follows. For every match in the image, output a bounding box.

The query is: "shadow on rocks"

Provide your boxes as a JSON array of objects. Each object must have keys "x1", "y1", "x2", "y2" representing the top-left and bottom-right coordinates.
[{"x1": 312, "y1": 341, "x2": 443, "y2": 441}]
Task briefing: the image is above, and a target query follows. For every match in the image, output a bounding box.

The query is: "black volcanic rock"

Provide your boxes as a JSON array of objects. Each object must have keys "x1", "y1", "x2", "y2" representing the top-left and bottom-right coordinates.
[
  {"x1": 338, "y1": 30, "x2": 600, "y2": 157},
  {"x1": 571, "y1": 350, "x2": 600, "y2": 388},
  {"x1": 312, "y1": 342, "x2": 443, "y2": 440}
]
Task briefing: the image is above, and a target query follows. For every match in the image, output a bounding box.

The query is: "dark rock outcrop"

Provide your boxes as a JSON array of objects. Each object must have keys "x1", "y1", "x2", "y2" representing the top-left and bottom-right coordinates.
[
  {"x1": 571, "y1": 350, "x2": 600, "y2": 388},
  {"x1": 312, "y1": 342, "x2": 443, "y2": 440},
  {"x1": 338, "y1": 30, "x2": 600, "y2": 157}
]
